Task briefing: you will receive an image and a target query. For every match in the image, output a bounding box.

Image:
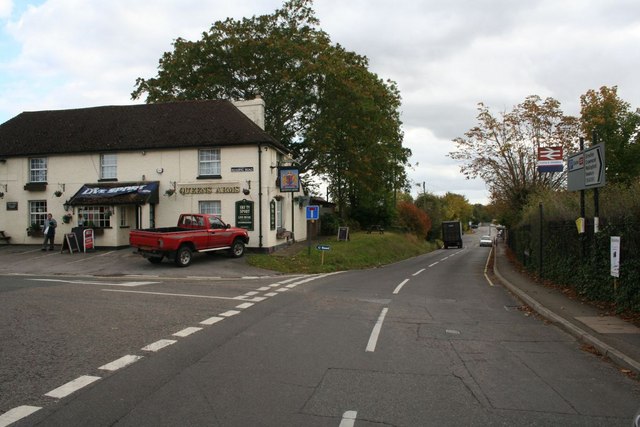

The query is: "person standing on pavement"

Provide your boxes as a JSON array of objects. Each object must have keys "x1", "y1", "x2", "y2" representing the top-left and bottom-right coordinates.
[{"x1": 42, "y1": 213, "x2": 57, "y2": 251}]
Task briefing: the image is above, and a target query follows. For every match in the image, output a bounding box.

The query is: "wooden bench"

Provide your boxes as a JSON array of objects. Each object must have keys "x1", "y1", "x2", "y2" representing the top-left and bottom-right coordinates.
[
  {"x1": 367, "y1": 225, "x2": 384, "y2": 234},
  {"x1": 276, "y1": 228, "x2": 293, "y2": 242},
  {"x1": 0, "y1": 231, "x2": 11, "y2": 244}
]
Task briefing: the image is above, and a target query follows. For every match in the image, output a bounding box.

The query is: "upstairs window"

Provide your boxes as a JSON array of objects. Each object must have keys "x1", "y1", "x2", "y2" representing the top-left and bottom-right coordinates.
[
  {"x1": 29, "y1": 158, "x2": 47, "y2": 182},
  {"x1": 198, "y1": 149, "x2": 221, "y2": 177},
  {"x1": 100, "y1": 154, "x2": 117, "y2": 180}
]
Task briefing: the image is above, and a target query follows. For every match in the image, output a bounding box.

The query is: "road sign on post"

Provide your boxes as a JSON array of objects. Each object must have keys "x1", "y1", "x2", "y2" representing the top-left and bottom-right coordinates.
[
  {"x1": 306, "y1": 205, "x2": 319, "y2": 221},
  {"x1": 537, "y1": 146, "x2": 563, "y2": 173},
  {"x1": 568, "y1": 143, "x2": 605, "y2": 191}
]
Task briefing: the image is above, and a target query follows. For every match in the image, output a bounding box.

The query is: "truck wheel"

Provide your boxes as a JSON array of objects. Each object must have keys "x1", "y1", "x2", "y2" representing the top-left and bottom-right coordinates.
[
  {"x1": 229, "y1": 239, "x2": 245, "y2": 258},
  {"x1": 148, "y1": 256, "x2": 163, "y2": 264},
  {"x1": 175, "y1": 246, "x2": 192, "y2": 267}
]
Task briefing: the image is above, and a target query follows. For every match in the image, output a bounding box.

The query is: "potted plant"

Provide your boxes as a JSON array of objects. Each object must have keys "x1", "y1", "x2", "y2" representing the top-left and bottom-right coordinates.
[
  {"x1": 164, "y1": 188, "x2": 175, "y2": 197},
  {"x1": 274, "y1": 194, "x2": 283, "y2": 201},
  {"x1": 27, "y1": 222, "x2": 42, "y2": 236},
  {"x1": 62, "y1": 213, "x2": 73, "y2": 224},
  {"x1": 54, "y1": 190, "x2": 63, "y2": 197}
]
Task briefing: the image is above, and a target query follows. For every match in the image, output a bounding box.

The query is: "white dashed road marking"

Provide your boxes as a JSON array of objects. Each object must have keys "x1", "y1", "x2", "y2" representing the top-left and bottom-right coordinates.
[
  {"x1": 0, "y1": 406, "x2": 41, "y2": 427},
  {"x1": 142, "y1": 339, "x2": 177, "y2": 352},
  {"x1": 173, "y1": 327, "x2": 202, "y2": 337},
  {"x1": 366, "y1": 308, "x2": 388, "y2": 352},
  {"x1": 200, "y1": 316, "x2": 224, "y2": 326},
  {"x1": 45, "y1": 375, "x2": 101, "y2": 399},
  {"x1": 219, "y1": 310, "x2": 241, "y2": 317},
  {"x1": 393, "y1": 279, "x2": 409, "y2": 295},
  {"x1": 98, "y1": 355, "x2": 142, "y2": 371},
  {"x1": 339, "y1": 410, "x2": 358, "y2": 427},
  {"x1": 236, "y1": 302, "x2": 254, "y2": 309}
]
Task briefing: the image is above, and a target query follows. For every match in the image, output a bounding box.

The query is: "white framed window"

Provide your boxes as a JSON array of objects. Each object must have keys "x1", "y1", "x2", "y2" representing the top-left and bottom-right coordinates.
[
  {"x1": 28, "y1": 200, "x2": 47, "y2": 227},
  {"x1": 198, "y1": 149, "x2": 221, "y2": 176},
  {"x1": 199, "y1": 200, "x2": 221, "y2": 216},
  {"x1": 29, "y1": 158, "x2": 47, "y2": 182},
  {"x1": 77, "y1": 206, "x2": 112, "y2": 228},
  {"x1": 100, "y1": 154, "x2": 117, "y2": 180},
  {"x1": 276, "y1": 200, "x2": 283, "y2": 229},
  {"x1": 119, "y1": 206, "x2": 128, "y2": 227}
]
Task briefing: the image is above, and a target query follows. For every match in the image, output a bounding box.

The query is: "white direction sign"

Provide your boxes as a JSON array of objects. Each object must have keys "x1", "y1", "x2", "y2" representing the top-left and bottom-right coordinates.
[
  {"x1": 567, "y1": 143, "x2": 605, "y2": 191},
  {"x1": 584, "y1": 144, "x2": 605, "y2": 186}
]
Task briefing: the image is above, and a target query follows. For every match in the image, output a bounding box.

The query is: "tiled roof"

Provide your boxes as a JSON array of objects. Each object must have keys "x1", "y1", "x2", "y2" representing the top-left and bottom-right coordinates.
[{"x1": 0, "y1": 100, "x2": 285, "y2": 157}]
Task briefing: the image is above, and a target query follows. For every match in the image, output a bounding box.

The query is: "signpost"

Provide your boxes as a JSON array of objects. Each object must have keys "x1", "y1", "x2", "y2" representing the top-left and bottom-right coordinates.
[
  {"x1": 537, "y1": 146, "x2": 563, "y2": 173},
  {"x1": 306, "y1": 205, "x2": 320, "y2": 255},
  {"x1": 316, "y1": 244, "x2": 330, "y2": 265},
  {"x1": 568, "y1": 143, "x2": 605, "y2": 191}
]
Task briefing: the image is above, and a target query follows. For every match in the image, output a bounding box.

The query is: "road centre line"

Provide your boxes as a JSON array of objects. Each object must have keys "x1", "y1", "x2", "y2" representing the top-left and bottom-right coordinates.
[
  {"x1": 484, "y1": 246, "x2": 496, "y2": 287},
  {"x1": 366, "y1": 308, "x2": 388, "y2": 352},
  {"x1": 101, "y1": 289, "x2": 241, "y2": 299},
  {"x1": 339, "y1": 410, "x2": 358, "y2": 427},
  {"x1": 45, "y1": 375, "x2": 101, "y2": 399},
  {"x1": 412, "y1": 268, "x2": 425, "y2": 276},
  {"x1": 200, "y1": 316, "x2": 224, "y2": 325},
  {"x1": 98, "y1": 355, "x2": 142, "y2": 371},
  {"x1": 173, "y1": 327, "x2": 202, "y2": 337},
  {"x1": 29, "y1": 278, "x2": 158, "y2": 287},
  {"x1": 142, "y1": 339, "x2": 177, "y2": 352},
  {"x1": 0, "y1": 405, "x2": 41, "y2": 427},
  {"x1": 219, "y1": 310, "x2": 241, "y2": 317},
  {"x1": 428, "y1": 262, "x2": 439, "y2": 267},
  {"x1": 236, "y1": 302, "x2": 254, "y2": 309},
  {"x1": 393, "y1": 279, "x2": 409, "y2": 295}
]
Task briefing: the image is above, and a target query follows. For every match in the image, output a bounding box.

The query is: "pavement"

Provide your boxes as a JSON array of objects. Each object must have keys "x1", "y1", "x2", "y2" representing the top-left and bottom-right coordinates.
[{"x1": 1, "y1": 240, "x2": 640, "y2": 375}]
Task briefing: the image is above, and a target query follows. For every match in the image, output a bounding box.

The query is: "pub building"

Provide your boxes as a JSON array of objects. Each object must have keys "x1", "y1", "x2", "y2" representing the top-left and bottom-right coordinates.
[{"x1": 0, "y1": 97, "x2": 308, "y2": 251}]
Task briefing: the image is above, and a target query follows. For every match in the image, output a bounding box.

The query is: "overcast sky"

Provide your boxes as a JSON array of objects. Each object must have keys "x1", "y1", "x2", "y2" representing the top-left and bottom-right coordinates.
[{"x1": 1, "y1": 0, "x2": 639, "y2": 204}]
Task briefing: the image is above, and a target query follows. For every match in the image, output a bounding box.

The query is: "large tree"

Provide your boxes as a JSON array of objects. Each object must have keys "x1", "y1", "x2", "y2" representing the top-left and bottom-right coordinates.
[
  {"x1": 580, "y1": 86, "x2": 640, "y2": 185},
  {"x1": 450, "y1": 95, "x2": 580, "y2": 223},
  {"x1": 132, "y1": 0, "x2": 409, "y2": 221}
]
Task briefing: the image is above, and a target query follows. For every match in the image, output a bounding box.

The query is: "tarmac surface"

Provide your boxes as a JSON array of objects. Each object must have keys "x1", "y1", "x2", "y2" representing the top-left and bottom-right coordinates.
[{"x1": 1, "y1": 239, "x2": 640, "y2": 376}]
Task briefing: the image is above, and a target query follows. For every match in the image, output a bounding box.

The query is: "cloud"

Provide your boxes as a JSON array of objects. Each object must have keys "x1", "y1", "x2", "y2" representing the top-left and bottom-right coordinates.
[
  {"x1": 0, "y1": 0, "x2": 11, "y2": 18},
  {"x1": 2, "y1": 0, "x2": 640, "y2": 206}
]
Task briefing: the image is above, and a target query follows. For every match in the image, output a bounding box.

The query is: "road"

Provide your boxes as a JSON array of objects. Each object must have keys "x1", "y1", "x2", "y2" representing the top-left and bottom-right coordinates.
[{"x1": 1, "y1": 228, "x2": 639, "y2": 426}]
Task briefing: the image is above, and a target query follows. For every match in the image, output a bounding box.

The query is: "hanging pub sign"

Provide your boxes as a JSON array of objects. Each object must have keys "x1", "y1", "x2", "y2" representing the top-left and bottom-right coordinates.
[
  {"x1": 278, "y1": 167, "x2": 300, "y2": 192},
  {"x1": 235, "y1": 199, "x2": 254, "y2": 231}
]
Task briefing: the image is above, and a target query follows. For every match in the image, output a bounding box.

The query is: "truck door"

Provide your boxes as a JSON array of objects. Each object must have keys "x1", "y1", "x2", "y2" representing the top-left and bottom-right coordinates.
[{"x1": 207, "y1": 216, "x2": 228, "y2": 248}]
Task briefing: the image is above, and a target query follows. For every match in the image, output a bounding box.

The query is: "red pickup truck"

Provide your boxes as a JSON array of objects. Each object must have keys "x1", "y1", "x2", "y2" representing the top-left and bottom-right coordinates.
[{"x1": 129, "y1": 214, "x2": 250, "y2": 267}]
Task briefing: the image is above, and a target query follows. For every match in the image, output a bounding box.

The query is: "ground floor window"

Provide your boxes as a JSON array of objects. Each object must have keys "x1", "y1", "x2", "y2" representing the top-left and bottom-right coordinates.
[
  {"x1": 78, "y1": 206, "x2": 112, "y2": 228},
  {"x1": 119, "y1": 206, "x2": 128, "y2": 227},
  {"x1": 199, "y1": 200, "x2": 221, "y2": 216},
  {"x1": 276, "y1": 200, "x2": 283, "y2": 229},
  {"x1": 28, "y1": 200, "x2": 47, "y2": 228}
]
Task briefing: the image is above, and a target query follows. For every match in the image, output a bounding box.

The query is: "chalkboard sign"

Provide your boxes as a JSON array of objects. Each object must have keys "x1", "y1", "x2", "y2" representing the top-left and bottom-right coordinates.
[
  {"x1": 337, "y1": 226, "x2": 349, "y2": 241},
  {"x1": 61, "y1": 233, "x2": 80, "y2": 254}
]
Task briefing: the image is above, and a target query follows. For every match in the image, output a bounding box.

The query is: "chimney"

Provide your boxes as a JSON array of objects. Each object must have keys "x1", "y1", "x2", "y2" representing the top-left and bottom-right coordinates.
[{"x1": 232, "y1": 94, "x2": 265, "y2": 130}]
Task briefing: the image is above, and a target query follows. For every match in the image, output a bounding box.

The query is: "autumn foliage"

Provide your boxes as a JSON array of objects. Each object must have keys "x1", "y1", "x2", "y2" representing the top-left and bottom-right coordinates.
[{"x1": 397, "y1": 201, "x2": 431, "y2": 238}]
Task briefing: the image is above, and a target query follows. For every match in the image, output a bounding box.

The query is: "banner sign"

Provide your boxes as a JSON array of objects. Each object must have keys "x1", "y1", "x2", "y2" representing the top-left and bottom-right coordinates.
[
  {"x1": 78, "y1": 182, "x2": 158, "y2": 197},
  {"x1": 68, "y1": 181, "x2": 159, "y2": 205}
]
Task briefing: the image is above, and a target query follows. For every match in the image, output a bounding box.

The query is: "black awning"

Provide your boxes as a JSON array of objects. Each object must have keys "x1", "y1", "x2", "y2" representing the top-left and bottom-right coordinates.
[{"x1": 66, "y1": 181, "x2": 159, "y2": 206}]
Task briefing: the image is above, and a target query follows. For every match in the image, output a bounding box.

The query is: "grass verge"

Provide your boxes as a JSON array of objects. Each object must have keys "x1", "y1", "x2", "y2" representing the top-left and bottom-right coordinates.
[{"x1": 246, "y1": 231, "x2": 439, "y2": 274}]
